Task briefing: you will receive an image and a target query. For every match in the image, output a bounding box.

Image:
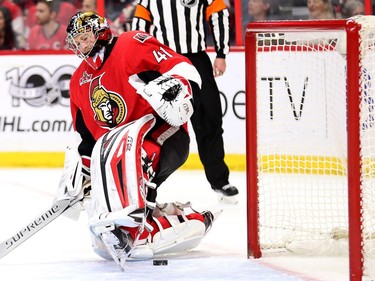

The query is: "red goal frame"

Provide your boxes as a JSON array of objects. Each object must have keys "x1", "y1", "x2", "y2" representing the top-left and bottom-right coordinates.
[{"x1": 245, "y1": 19, "x2": 363, "y2": 281}]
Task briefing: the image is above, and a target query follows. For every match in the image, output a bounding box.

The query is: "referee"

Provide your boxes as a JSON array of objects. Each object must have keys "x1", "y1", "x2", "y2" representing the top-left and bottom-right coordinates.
[{"x1": 132, "y1": 0, "x2": 239, "y2": 203}]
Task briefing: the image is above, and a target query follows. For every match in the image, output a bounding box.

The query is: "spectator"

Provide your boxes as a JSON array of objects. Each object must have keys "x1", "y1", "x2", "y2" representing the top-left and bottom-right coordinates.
[
  {"x1": 0, "y1": 6, "x2": 15, "y2": 49},
  {"x1": 56, "y1": 0, "x2": 77, "y2": 24},
  {"x1": 242, "y1": 0, "x2": 281, "y2": 44},
  {"x1": 81, "y1": 0, "x2": 120, "y2": 35},
  {"x1": 0, "y1": 0, "x2": 26, "y2": 48},
  {"x1": 25, "y1": 0, "x2": 77, "y2": 31},
  {"x1": 104, "y1": 0, "x2": 132, "y2": 21},
  {"x1": 132, "y1": 0, "x2": 239, "y2": 203},
  {"x1": 248, "y1": 0, "x2": 280, "y2": 22},
  {"x1": 341, "y1": 0, "x2": 364, "y2": 18},
  {"x1": 63, "y1": 0, "x2": 81, "y2": 7},
  {"x1": 81, "y1": 0, "x2": 95, "y2": 12},
  {"x1": 27, "y1": 0, "x2": 67, "y2": 50},
  {"x1": 112, "y1": 0, "x2": 137, "y2": 33},
  {"x1": 307, "y1": 0, "x2": 336, "y2": 19}
]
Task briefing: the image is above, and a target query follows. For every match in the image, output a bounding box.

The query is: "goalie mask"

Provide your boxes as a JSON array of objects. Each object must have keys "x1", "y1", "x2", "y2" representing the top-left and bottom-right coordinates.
[{"x1": 66, "y1": 12, "x2": 112, "y2": 69}]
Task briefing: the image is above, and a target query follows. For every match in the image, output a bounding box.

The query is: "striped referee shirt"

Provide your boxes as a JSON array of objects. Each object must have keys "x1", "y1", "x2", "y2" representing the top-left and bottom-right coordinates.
[{"x1": 131, "y1": 0, "x2": 230, "y2": 58}]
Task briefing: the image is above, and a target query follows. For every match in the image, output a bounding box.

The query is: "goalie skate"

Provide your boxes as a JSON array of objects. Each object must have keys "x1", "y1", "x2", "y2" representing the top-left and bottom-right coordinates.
[
  {"x1": 89, "y1": 204, "x2": 154, "y2": 269},
  {"x1": 99, "y1": 227, "x2": 133, "y2": 271}
]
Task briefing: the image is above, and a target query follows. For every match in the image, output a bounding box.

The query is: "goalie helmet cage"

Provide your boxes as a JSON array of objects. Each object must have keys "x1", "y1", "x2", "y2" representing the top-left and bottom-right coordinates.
[{"x1": 245, "y1": 16, "x2": 375, "y2": 281}]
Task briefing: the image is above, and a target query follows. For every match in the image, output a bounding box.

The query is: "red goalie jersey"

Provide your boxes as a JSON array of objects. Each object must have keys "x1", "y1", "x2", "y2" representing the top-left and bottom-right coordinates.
[{"x1": 69, "y1": 31, "x2": 201, "y2": 159}]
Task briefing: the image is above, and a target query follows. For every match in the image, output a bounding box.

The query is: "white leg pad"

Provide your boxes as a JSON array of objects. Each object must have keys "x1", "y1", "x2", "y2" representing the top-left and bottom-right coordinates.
[
  {"x1": 150, "y1": 219, "x2": 206, "y2": 255},
  {"x1": 129, "y1": 219, "x2": 206, "y2": 259}
]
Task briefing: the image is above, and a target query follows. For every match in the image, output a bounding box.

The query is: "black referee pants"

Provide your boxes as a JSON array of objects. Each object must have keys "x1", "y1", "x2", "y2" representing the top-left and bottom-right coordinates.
[{"x1": 184, "y1": 51, "x2": 230, "y2": 189}]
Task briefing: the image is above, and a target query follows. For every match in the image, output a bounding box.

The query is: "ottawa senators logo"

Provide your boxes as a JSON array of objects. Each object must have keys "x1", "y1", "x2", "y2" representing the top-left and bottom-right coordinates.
[{"x1": 89, "y1": 74, "x2": 126, "y2": 128}]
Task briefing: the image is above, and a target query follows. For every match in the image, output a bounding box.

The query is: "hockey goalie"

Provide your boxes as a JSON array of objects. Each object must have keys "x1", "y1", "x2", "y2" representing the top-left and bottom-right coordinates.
[{"x1": 55, "y1": 11, "x2": 220, "y2": 270}]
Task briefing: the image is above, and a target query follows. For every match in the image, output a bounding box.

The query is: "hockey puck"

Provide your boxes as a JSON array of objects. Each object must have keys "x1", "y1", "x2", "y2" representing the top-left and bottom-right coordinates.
[{"x1": 153, "y1": 259, "x2": 168, "y2": 266}]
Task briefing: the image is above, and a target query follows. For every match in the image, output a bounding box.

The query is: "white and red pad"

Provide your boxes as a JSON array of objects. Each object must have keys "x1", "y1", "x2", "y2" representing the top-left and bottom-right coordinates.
[{"x1": 87, "y1": 114, "x2": 156, "y2": 219}]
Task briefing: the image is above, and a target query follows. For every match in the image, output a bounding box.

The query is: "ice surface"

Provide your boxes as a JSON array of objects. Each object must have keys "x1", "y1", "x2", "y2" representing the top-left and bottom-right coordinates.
[{"x1": 0, "y1": 169, "x2": 349, "y2": 281}]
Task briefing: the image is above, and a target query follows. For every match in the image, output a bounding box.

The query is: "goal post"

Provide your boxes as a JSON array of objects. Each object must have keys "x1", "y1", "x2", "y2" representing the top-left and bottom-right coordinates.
[
  {"x1": 346, "y1": 18, "x2": 363, "y2": 280},
  {"x1": 245, "y1": 16, "x2": 375, "y2": 281}
]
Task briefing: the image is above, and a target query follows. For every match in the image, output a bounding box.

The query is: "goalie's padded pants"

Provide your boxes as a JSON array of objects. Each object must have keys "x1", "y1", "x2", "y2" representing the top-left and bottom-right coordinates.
[{"x1": 146, "y1": 127, "x2": 190, "y2": 202}]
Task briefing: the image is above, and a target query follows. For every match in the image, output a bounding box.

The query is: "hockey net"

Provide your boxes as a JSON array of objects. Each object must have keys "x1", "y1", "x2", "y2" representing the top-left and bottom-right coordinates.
[{"x1": 245, "y1": 16, "x2": 375, "y2": 281}]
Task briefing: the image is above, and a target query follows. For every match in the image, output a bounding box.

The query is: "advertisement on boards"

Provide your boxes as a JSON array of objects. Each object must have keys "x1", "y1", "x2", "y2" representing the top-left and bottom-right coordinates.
[
  {"x1": 0, "y1": 54, "x2": 81, "y2": 152},
  {"x1": 0, "y1": 52, "x2": 246, "y2": 157}
]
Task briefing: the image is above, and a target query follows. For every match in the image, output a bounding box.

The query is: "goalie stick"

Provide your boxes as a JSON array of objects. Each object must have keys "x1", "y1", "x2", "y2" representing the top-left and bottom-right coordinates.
[{"x1": 0, "y1": 197, "x2": 77, "y2": 259}]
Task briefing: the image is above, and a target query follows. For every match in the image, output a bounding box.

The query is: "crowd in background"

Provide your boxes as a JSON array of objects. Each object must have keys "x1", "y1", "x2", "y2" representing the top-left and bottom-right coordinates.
[
  {"x1": 0, "y1": 0, "x2": 137, "y2": 50},
  {"x1": 243, "y1": 0, "x2": 365, "y2": 22},
  {"x1": 0, "y1": 0, "x2": 369, "y2": 51},
  {"x1": 242, "y1": 0, "x2": 366, "y2": 38}
]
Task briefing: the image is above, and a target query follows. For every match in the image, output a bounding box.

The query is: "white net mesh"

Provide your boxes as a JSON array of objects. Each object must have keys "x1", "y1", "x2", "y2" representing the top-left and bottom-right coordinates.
[
  {"x1": 249, "y1": 15, "x2": 375, "y2": 279},
  {"x1": 256, "y1": 28, "x2": 348, "y2": 248},
  {"x1": 358, "y1": 16, "x2": 375, "y2": 277}
]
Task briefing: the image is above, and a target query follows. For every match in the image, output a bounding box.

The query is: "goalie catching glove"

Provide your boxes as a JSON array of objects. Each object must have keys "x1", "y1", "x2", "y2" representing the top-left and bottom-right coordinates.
[{"x1": 137, "y1": 74, "x2": 194, "y2": 127}]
